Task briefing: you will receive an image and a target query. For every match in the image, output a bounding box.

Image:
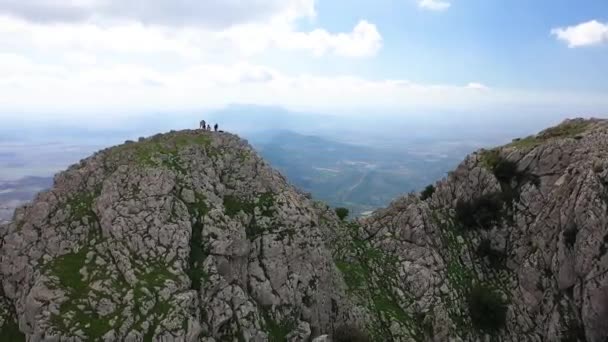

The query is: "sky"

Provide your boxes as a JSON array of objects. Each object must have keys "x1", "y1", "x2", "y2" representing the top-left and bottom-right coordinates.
[{"x1": 0, "y1": 0, "x2": 607, "y2": 124}]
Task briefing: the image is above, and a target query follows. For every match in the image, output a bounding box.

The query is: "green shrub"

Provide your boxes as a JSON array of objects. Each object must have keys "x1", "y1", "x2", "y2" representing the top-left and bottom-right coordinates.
[
  {"x1": 335, "y1": 207, "x2": 349, "y2": 221},
  {"x1": 492, "y1": 158, "x2": 519, "y2": 185},
  {"x1": 420, "y1": 184, "x2": 436, "y2": 201},
  {"x1": 455, "y1": 193, "x2": 504, "y2": 230},
  {"x1": 333, "y1": 324, "x2": 371, "y2": 342},
  {"x1": 480, "y1": 150, "x2": 520, "y2": 184},
  {"x1": 467, "y1": 284, "x2": 508, "y2": 333}
]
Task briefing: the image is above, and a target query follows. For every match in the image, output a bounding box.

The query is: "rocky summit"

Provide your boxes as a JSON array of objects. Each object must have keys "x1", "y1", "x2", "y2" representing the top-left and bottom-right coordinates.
[{"x1": 1, "y1": 118, "x2": 608, "y2": 342}]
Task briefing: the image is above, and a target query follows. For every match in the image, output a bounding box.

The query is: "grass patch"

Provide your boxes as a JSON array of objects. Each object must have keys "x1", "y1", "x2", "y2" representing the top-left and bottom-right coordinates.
[
  {"x1": 112, "y1": 132, "x2": 212, "y2": 168},
  {"x1": 223, "y1": 195, "x2": 255, "y2": 218},
  {"x1": 508, "y1": 120, "x2": 590, "y2": 149},
  {"x1": 47, "y1": 247, "x2": 115, "y2": 339},
  {"x1": 67, "y1": 192, "x2": 96, "y2": 222},
  {"x1": 333, "y1": 223, "x2": 420, "y2": 340},
  {"x1": 262, "y1": 310, "x2": 295, "y2": 342},
  {"x1": 335, "y1": 260, "x2": 368, "y2": 292},
  {"x1": 0, "y1": 317, "x2": 25, "y2": 342},
  {"x1": 136, "y1": 263, "x2": 176, "y2": 288},
  {"x1": 47, "y1": 247, "x2": 88, "y2": 294}
]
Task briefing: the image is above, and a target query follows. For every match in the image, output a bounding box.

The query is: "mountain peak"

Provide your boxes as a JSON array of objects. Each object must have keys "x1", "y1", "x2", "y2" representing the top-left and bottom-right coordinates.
[{"x1": 1, "y1": 128, "x2": 359, "y2": 341}]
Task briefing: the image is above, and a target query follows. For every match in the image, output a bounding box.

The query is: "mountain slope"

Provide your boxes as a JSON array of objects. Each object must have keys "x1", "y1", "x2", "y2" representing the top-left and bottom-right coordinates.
[
  {"x1": 346, "y1": 118, "x2": 608, "y2": 341},
  {"x1": 0, "y1": 131, "x2": 360, "y2": 341},
  {"x1": 1, "y1": 118, "x2": 607, "y2": 341}
]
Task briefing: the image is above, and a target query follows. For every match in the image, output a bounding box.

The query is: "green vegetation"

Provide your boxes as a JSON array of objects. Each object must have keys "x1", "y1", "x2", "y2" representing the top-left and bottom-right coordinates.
[
  {"x1": 136, "y1": 263, "x2": 176, "y2": 288},
  {"x1": 112, "y1": 132, "x2": 212, "y2": 169},
  {"x1": 334, "y1": 223, "x2": 423, "y2": 341},
  {"x1": 0, "y1": 317, "x2": 25, "y2": 342},
  {"x1": 466, "y1": 284, "x2": 507, "y2": 333},
  {"x1": 455, "y1": 193, "x2": 504, "y2": 230},
  {"x1": 257, "y1": 192, "x2": 276, "y2": 218},
  {"x1": 67, "y1": 192, "x2": 96, "y2": 222},
  {"x1": 479, "y1": 150, "x2": 519, "y2": 185},
  {"x1": 261, "y1": 310, "x2": 295, "y2": 342},
  {"x1": 333, "y1": 324, "x2": 371, "y2": 342},
  {"x1": 188, "y1": 195, "x2": 209, "y2": 290},
  {"x1": 335, "y1": 207, "x2": 349, "y2": 221},
  {"x1": 47, "y1": 247, "x2": 88, "y2": 295},
  {"x1": 459, "y1": 150, "x2": 541, "y2": 232},
  {"x1": 184, "y1": 192, "x2": 210, "y2": 290},
  {"x1": 431, "y1": 208, "x2": 512, "y2": 338},
  {"x1": 46, "y1": 247, "x2": 114, "y2": 339},
  {"x1": 420, "y1": 184, "x2": 435, "y2": 201},
  {"x1": 508, "y1": 120, "x2": 590, "y2": 149},
  {"x1": 335, "y1": 260, "x2": 368, "y2": 292},
  {"x1": 223, "y1": 195, "x2": 256, "y2": 218},
  {"x1": 223, "y1": 193, "x2": 276, "y2": 240}
]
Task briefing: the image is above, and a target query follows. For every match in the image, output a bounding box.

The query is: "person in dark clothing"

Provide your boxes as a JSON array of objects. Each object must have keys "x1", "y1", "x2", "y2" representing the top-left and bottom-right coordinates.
[
  {"x1": 200, "y1": 120, "x2": 206, "y2": 129},
  {"x1": 214, "y1": 124, "x2": 218, "y2": 132}
]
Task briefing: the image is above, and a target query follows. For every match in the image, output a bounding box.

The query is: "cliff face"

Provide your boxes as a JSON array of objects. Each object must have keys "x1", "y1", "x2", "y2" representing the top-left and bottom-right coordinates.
[
  {"x1": 351, "y1": 118, "x2": 608, "y2": 341},
  {"x1": 1, "y1": 119, "x2": 607, "y2": 342},
  {"x1": 0, "y1": 131, "x2": 359, "y2": 341}
]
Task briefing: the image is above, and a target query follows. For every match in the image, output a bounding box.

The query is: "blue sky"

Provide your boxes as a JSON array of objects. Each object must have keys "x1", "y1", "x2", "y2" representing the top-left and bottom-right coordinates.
[
  {"x1": 275, "y1": 0, "x2": 608, "y2": 89},
  {"x1": 0, "y1": 0, "x2": 606, "y2": 123}
]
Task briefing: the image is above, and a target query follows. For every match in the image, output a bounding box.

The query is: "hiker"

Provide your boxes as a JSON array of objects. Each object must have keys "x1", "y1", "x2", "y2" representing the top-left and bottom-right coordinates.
[
  {"x1": 207, "y1": 124, "x2": 211, "y2": 131},
  {"x1": 199, "y1": 120, "x2": 206, "y2": 129},
  {"x1": 214, "y1": 123, "x2": 218, "y2": 132}
]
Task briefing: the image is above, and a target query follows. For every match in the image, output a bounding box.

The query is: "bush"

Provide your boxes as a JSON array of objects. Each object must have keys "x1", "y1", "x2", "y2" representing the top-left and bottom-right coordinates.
[
  {"x1": 420, "y1": 184, "x2": 436, "y2": 201},
  {"x1": 467, "y1": 284, "x2": 508, "y2": 333},
  {"x1": 480, "y1": 150, "x2": 520, "y2": 184},
  {"x1": 492, "y1": 158, "x2": 519, "y2": 185},
  {"x1": 476, "y1": 238, "x2": 506, "y2": 268},
  {"x1": 335, "y1": 207, "x2": 349, "y2": 221},
  {"x1": 563, "y1": 223, "x2": 578, "y2": 249},
  {"x1": 333, "y1": 325, "x2": 370, "y2": 342},
  {"x1": 455, "y1": 193, "x2": 504, "y2": 230}
]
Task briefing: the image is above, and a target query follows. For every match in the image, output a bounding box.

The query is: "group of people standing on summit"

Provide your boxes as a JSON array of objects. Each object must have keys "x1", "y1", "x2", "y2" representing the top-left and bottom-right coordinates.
[{"x1": 199, "y1": 120, "x2": 219, "y2": 132}]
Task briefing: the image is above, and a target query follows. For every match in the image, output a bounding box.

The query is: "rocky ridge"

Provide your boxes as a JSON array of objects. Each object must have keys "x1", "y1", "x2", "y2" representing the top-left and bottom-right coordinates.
[
  {"x1": 346, "y1": 118, "x2": 608, "y2": 341},
  {"x1": 1, "y1": 118, "x2": 608, "y2": 341},
  {"x1": 0, "y1": 130, "x2": 360, "y2": 341}
]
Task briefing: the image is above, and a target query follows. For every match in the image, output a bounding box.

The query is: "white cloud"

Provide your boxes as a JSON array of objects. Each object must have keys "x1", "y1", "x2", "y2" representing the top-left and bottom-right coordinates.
[
  {"x1": 0, "y1": 0, "x2": 316, "y2": 28},
  {"x1": 0, "y1": 13, "x2": 381, "y2": 59},
  {"x1": 551, "y1": 20, "x2": 608, "y2": 47},
  {"x1": 223, "y1": 20, "x2": 382, "y2": 57},
  {"x1": 2, "y1": 52, "x2": 605, "y2": 120},
  {"x1": 466, "y1": 82, "x2": 489, "y2": 90},
  {"x1": 418, "y1": 0, "x2": 451, "y2": 11}
]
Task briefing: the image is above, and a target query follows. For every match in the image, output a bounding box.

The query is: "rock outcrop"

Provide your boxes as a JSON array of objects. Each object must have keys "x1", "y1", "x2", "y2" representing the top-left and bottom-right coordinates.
[
  {"x1": 0, "y1": 131, "x2": 360, "y2": 341},
  {"x1": 345, "y1": 118, "x2": 608, "y2": 341},
  {"x1": 1, "y1": 118, "x2": 608, "y2": 341}
]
